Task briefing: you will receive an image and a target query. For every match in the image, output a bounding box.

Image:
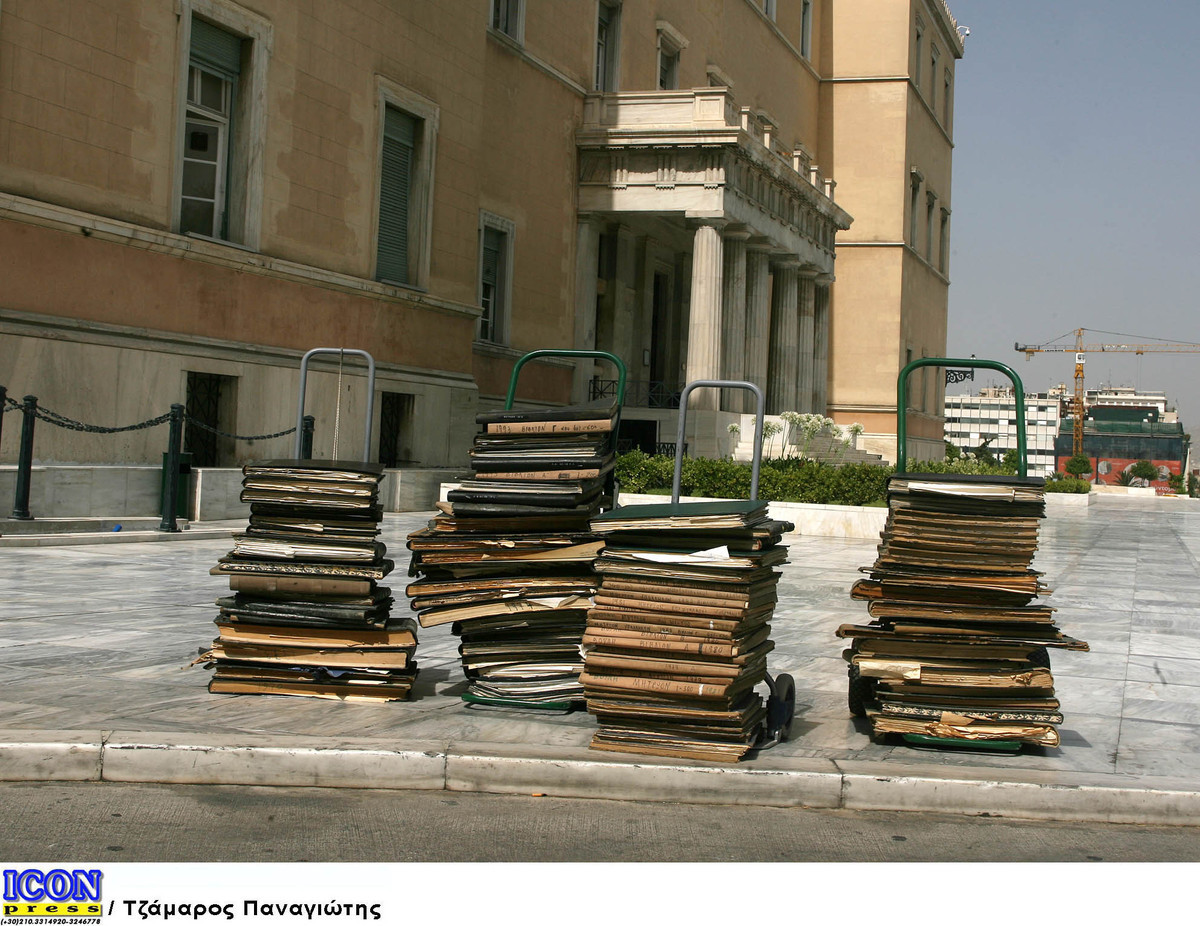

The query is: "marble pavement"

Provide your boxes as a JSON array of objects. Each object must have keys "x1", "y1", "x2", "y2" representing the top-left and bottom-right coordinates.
[{"x1": 2, "y1": 494, "x2": 1200, "y2": 824}]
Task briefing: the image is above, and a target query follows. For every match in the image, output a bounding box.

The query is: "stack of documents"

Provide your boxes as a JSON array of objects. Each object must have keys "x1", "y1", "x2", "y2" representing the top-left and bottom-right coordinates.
[
  {"x1": 836, "y1": 474, "x2": 1088, "y2": 747},
  {"x1": 404, "y1": 401, "x2": 619, "y2": 707},
  {"x1": 202, "y1": 460, "x2": 418, "y2": 701},
  {"x1": 580, "y1": 499, "x2": 792, "y2": 762}
]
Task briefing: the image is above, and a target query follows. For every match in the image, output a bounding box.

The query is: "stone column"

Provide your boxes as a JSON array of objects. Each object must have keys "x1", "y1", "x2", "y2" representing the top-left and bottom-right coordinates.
[
  {"x1": 812, "y1": 278, "x2": 832, "y2": 416},
  {"x1": 571, "y1": 216, "x2": 602, "y2": 403},
  {"x1": 796, "y1": 271, "x2": 817, "y2": 413},
  {"x1": 684, "y1": 221, "x2": 724, "y2": 410},
  {"x1": 742, "y1": 244, "x2": 772, "y2": 414},
  {"x1": 766, "y1": 261, "x2": 799, "y2": 414},
  {"x1": 720, "y1": 226, "x2": 750, "y2": 410}
]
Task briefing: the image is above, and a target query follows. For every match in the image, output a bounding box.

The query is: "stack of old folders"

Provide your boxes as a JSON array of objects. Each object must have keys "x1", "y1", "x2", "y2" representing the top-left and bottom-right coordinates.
[
  {"x1": 580, "y1": 499, "x2": 792, "y2": 762},
  {"x1": 837, "y1": 473, "x2": 1088, "y2": 749},
  {"x1": 404, "y1": 400, "x2": 619, "y2": 708},
  {"x1": 202, "y1": 460, "x2": 418, "y2": 701}
]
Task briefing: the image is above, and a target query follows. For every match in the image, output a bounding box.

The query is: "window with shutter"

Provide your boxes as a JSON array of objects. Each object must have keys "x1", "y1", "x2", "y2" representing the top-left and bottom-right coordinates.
[
  {"x1": 377, "y1": 107, "x2": 417, "y2": 285},
  {"x1": 181, "y1": 17, "x2": 242, "y2": 239}
]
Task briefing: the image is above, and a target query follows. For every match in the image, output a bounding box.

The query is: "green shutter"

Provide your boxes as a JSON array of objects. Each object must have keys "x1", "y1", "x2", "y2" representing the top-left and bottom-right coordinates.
[
  {"x1": 377, "y1": 107, "x2": 416, "y2": 284},
  {"x1": 191, "y1": 17, "x2": 242, "y2": 78}
]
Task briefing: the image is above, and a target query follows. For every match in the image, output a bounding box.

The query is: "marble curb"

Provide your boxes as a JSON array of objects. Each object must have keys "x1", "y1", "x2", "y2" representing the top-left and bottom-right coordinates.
[
  {"x1": 0, "y1": 529, "x2": 236, "y2": 547},
  {"x1": 2, "y1": 730, "x2": 1199, "y2": 825}
]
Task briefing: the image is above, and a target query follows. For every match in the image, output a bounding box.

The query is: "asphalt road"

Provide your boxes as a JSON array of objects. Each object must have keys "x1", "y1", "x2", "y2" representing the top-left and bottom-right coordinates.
[{"x1": 2, "y1": 781, "x2": 1197, "y2": 863}]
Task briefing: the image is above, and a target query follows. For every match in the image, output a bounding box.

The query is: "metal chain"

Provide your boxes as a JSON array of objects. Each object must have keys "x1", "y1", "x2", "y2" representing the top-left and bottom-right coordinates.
[
  {"x1": 11, "y1": 400, "x2": 294, "y2": 441},
  {"x1": 184, "y1": 416, "x2": 296, "y2": 441},
  {"x1": 33, "y1": 406, "x2": 172, "y2": 433}
]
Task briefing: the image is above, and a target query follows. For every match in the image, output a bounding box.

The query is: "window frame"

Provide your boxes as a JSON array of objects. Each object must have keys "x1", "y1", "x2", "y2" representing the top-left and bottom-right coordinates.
[
  {"x1": 656, "y1": 21, "x2": 688, "y2": 91},
  {"x1": 913, "y1": 16, "x2": 925, "y2": 93},
  {"x1": 925, "y1": 190, "x2": 937, "y2": 263},
  {"x1": 909, "y1": 168, "x2": 923, "y2": 247},
  {"x1": 800, "y1": 0, "x2": 814, "y2": 59},
  {"x1": 476, "y1": 211, "x2": 516, "y2": 345},
  {"x1": 172, "y1": 1, "x2": 271, "y2": 250},
  {"x1": 181, "y1": 65, "x2": 233, "y2": 240},
  {"x1": 929, "y1": 43, "x2": 940, "y2": 112},
  {"x1": 939, "y1": 207, "x2": 951, "y2": 274},
  {"x1": 489, "y1": 0, "x2": 525, "y2": 44},
  {"x1": 943, "y1": 67, "x2": 953, "y2": 129},
  {"x1": 372, "y1": 79, "x2": 439, "y2": 291},
  {"x1": 595, "y1": 0, "x2": 622, "y2": 92}
]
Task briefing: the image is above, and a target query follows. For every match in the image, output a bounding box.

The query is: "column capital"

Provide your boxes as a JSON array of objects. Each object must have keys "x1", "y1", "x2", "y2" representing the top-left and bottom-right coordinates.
[
  {"x1": 770, "y1": 257, "x2": 803, "y2": 271},
  {"x1": 686, "y1": 216, "x2": 729, "y2": 232},
  {"x1": 815, "y1": 272, "x2": 835, "y2": 285},
  {"x1": 721, "y1": 224, "x2": 752, "y2": 242}
]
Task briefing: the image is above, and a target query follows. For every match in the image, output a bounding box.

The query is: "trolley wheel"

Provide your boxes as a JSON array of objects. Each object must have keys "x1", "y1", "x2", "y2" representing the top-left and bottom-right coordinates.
[
  {"x1": 847, "y1": 665, "x2": 875, "y2": 718},
  {"x1": 766, "y1": 673, "x2": 796, "y2": 742},
  {"x1": 1027, "y1": 646, "x2": 1051, "y2": 670}
]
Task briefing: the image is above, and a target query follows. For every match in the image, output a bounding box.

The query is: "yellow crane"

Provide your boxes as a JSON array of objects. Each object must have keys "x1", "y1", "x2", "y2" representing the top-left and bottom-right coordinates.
[{"x1": 1014, "y1": 328, "x2": 1200, "y2": 458}]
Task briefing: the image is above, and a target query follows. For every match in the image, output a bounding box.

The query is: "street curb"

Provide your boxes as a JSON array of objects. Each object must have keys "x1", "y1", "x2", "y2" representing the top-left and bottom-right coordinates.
[
  {"x1": 0, "y1": 529, "x2": 235, "y2": 547},
  {"x1": 3, "y1": 730, "x2": 1199, "y2": 825}
]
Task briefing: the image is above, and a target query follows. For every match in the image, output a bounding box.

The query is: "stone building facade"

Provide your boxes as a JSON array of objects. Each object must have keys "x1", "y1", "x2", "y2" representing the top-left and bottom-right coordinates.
[
  {"x1": 823, "y1": 0, "x2": 964, "y2": 462},
  {"x1": 0, "y1": 0, "x2": 961, "y2": 471}
]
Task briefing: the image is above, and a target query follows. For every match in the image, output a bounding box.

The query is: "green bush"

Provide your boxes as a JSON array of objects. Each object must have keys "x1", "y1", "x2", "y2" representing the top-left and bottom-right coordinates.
[
  {"x1": 1043, "y1": 477, "x2": 1091, "y2": 494},
  {"x1": 614, "y1": 452, "x2": 891, "y2": 505},
  {"x1": 1065, "y1": 454, "x2": 1092, "y2": 477},
  {"x1": 905, "y1": 458, "x2": 1015, "y2": 477},
  {"x1": 613, "y1": 449, "x2": 675, "y2": 494},
  {"x1": 614, "y1": 451, "x2": 1051, "y2": 506},
  {"x1": 1129, "y1": 459, "x2": 1159, "y2": 482}
]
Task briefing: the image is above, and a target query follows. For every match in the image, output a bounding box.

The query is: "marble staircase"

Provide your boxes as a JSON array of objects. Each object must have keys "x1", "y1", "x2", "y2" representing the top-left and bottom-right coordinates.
[{"x1": 730, "y1": 414, "x2": 887, "y2": 466}]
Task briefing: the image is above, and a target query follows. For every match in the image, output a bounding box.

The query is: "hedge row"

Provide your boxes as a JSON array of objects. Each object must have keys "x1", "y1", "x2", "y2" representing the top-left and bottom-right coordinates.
[{"x1": 612, "y1": 450, "x2": 1083, "y2": 505}]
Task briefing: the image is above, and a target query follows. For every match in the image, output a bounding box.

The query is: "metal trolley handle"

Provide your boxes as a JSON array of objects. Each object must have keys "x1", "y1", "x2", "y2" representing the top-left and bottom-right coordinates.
[
  {"x1": 293, "y1": 348, "x2": 377, "y2": 462},
  {"x1": 504, "y1": 349, "x2": 627, "y2": 409},
  {"x1": 672, "y1": 380, "x2": 765, "y2": 502},
  {"x1": 896, "y1": 357, "x2": 1028, "y2": 478}
]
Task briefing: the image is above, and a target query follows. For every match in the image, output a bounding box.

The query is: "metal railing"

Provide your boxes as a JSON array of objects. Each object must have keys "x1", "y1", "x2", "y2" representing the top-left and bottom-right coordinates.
[
  {"x1": 1, "y1": 386, "x2": 314, "y2": 532},
  {"x1": 590, "y1": 378, "x2": 682, "y2": 409}
]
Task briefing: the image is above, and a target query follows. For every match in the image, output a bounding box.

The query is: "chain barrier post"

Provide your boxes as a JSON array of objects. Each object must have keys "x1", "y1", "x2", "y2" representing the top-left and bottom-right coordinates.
[
  {"x1": 0, "y1": 385, "x2": 7, "y2": 450},
  {"x1": 158, "y1": 403, "x2": 185, "y2": 533},
  {"x1": 301, "y1": 415, "x2": 315, "y2": 460},
  {"x1": 11, "y1": 395, "x2": 38, "y2": 520}
]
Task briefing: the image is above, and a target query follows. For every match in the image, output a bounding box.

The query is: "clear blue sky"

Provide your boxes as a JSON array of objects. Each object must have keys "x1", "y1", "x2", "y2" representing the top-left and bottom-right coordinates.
[{"x1": 945, "y1": 0, "x2": 1200, "y2": 418}]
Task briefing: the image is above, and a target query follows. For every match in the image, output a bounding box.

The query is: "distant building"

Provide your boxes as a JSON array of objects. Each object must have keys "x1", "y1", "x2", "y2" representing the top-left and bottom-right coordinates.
[
  {"x1": 1055, "y1": 387, "x2": 1189, "y2": 490},
  {"x1": 943, "y1": 387, "x2": 1061, "y2": 475}
]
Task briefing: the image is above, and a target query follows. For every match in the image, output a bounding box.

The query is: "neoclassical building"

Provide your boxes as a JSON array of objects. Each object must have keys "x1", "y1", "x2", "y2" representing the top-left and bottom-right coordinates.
[{"x1": 0, "y1": 0, "x2": 961, "y2": 474}]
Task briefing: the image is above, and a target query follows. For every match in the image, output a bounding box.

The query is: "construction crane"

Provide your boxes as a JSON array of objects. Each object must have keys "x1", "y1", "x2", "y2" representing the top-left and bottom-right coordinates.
[{"x1": 1014, "y1": 328, "x2": 1200, "y2": 457}]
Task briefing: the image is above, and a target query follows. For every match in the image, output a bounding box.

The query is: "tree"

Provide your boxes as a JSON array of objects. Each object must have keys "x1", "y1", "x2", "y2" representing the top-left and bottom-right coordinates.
[
  {"x1": 1065, "y1": 454, "x2": 1092, "y2": 478},
  {"x1": 1129, "y1": 459, "x2": 1159, "y2": 482},
  {"x1": 973, "y1": 437, "x2": 998, "y2": 467}
]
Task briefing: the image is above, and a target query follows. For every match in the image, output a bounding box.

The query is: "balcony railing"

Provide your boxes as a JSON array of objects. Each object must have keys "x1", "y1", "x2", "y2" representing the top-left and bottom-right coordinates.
[{"x1": 591, "y1": 378, "x2": 682, "y2": 409}]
